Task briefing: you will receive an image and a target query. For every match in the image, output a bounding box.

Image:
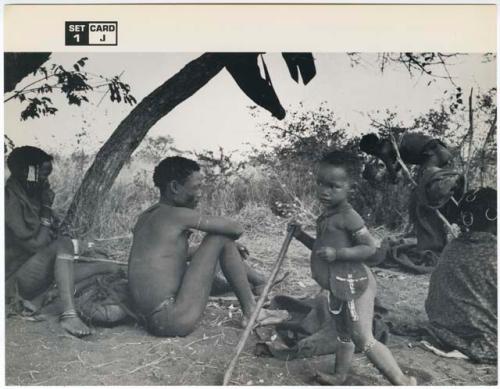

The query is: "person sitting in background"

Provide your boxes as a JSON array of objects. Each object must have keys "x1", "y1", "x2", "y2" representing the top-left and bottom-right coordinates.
[
  {"x1": 359, "y1": 132, "x2": 452, "y2": 183},
  {"x1": 5, "y1": 146, "x2": 119, "y2": 337},
  {"x1": 425, "y1": 187, "x2": 497, "y2": 364},
  {"x1": 360, "y1": 131, "x2": 461, "y2": 254}
]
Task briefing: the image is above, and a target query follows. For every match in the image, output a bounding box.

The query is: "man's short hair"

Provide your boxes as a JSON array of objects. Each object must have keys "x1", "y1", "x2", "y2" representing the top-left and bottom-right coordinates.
[
  {"x1": 153, "y1": 156, "x2": 200, "y2": 193},
  {"x1": 359, "y1": 133, "x2": 381, "y2": 155},
  {"x1": 320, "y1": 150, "x2": 361, "y2": 178},
  {"x1": 7, "y1": 146, "x2": 53, "y2": 177}
]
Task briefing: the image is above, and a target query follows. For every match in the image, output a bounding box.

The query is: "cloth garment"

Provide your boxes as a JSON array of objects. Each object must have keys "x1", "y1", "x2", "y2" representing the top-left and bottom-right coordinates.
[
  {"x1": 281, "y1": 53, "x2": 316, "y2": 84},
  {"x1": 425, "y1": 231, "x2": 497, "y2": 364},
  {"x1": 5, "y1": 176, "x2": 52, "y2": 278},
  {"x1": 411, "y1": 167, "x2": 464, "y2": 252},
  {"x1": 75, "y1": 270, "x2": 132, "y2": 325},
  {"x1": 399, "y1": 133, "x2": 448, "y2": 166},
  {"x1": 223, "y1": 53, "x2": 286, "y2": 120},
  {"x1": 255, "y1": 293, "x2": 390, "y2": 360}
]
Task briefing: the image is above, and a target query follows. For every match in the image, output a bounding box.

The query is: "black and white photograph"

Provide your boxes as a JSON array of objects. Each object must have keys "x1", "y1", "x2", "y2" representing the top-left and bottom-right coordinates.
[{"x1": 3, "y1": 4, "x2": 498, "y2": 387}]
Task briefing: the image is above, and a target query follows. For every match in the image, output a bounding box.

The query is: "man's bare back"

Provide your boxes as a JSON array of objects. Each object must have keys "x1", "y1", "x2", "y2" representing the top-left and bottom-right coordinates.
[{"x1": 128, "y1": 203, "x2": 193, "y2": 316}]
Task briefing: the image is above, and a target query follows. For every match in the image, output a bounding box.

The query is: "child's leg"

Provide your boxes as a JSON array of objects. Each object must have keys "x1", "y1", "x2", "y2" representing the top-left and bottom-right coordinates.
[
  {"x1": 349, "y1": 273, "x2": 416, "y2": 385},
  {"x1": 315, "y1": 309, "x2": 355, "y2": 385}
]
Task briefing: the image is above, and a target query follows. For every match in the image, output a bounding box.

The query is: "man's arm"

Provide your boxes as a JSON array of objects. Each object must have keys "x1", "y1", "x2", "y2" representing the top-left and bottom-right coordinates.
[{"x1": 177, "y1": 208, "x2": 244, "y2": 239}]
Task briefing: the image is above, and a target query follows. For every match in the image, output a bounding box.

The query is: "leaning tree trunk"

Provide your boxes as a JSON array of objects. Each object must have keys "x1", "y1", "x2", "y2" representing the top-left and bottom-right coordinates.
[{"x1": 62, "y1": 53, "x2": 226, "y2": 236}]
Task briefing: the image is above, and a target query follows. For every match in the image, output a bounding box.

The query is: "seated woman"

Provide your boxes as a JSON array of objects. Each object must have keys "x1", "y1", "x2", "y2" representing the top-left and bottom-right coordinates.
[
  {"x1": 5, "y1": 146, "x2": 119, "y2": 337},
  {"x1": 425, "y1": 187, "x2": 497, "y2": 364}
]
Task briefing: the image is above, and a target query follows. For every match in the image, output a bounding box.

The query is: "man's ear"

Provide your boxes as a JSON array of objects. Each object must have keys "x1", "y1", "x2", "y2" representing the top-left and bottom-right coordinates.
[{"x1": 170, "y1": 180, "x2": 180, "y2": 194}]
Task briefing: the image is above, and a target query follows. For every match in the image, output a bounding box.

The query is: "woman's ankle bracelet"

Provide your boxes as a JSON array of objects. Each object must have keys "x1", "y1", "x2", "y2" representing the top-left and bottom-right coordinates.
[{"x1": 60, "y1": 309, "x2": 78, "y2": 320}]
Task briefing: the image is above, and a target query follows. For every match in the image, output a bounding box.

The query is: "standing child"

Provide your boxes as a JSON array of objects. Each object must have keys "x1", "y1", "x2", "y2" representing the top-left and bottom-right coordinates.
[{"x1": 289, "y1": 151, "x2": 416, "y2": 385}]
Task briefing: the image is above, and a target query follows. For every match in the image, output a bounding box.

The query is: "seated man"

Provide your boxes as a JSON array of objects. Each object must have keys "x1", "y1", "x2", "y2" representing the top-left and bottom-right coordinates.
[
  {"x1": 5, "y1": 146, "x2": 119, "y2": 337},
  {"x1": 128, "y1": 156, "x2": 287, "y2": 337}
]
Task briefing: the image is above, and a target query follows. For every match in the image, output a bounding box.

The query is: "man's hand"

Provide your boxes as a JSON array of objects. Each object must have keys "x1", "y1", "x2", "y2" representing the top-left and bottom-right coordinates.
[
  {"x1": 315, "y1": 246, "x2": 336, "y2": 263},
  {"x1": 287, "y1": 219, "x2": 302, "y2": 238},
  {"x1": 236, "y1": 242, "x2": 250, "y2": 259}
]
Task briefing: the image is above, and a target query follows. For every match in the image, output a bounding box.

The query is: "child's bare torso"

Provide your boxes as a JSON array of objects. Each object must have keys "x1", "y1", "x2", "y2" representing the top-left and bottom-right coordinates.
[
  {"x1": 311, "y1": 205, "x2": 356, "y2": 289},
  {"x1": 128, "y1": 203, "x2": 191, "y2": 315}
]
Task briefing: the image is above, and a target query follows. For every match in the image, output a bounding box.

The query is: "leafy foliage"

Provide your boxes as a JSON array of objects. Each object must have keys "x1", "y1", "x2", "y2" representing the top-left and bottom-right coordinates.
[
  {"x1": 20, "y1": 97, "x2": 58, "y2": 120},
  {"x1": 5, "y1": 57, "x2": 137, "y2": 120}
]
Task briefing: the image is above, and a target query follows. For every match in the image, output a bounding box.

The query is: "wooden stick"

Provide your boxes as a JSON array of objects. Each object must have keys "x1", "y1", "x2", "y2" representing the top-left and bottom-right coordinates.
[
  {"x1": 389, "y1": 133, "x2": 458, "y2": 239},
  {"x1": 464, "y1": 87, "x2": 474, "y2": 192},
  {"x1": 94, "y1": 234, "x2": 132, "y2": 241},
  {"x1": 57, "y1": 254, "x2": 128, "y2": 266},
  {"x1": 222, "y1": 227, "x2": 296, "y2": 386}
]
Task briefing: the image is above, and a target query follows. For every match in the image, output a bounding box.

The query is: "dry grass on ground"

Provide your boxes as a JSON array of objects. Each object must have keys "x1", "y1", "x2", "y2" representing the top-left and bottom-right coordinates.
[{"x1": 6, "y1": 226, "x2": 498, "y2": 386}]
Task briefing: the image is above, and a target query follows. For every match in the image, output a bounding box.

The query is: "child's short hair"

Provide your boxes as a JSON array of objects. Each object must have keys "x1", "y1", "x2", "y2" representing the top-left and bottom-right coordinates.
[
  {"x1": 359, "y1": 133, "x2": 381, "y2": 155},
  {"x1": 153, "y1": 156, "x2": 200, "y2": 193},
  {"x1": 320, "y1": 150, "x2": 361, "y2": 178},
  {"x1": 459, "y1": 187, "x2": 497, "y2": 233}
]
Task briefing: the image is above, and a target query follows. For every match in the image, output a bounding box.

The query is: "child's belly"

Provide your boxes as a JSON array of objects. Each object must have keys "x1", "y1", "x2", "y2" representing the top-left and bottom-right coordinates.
[
  {"x1": 311, "y1": 235, "x2": 351, "y2": 290},
  {"x1": 310, "y1": 255, "x2": 330, "y2": 290}
]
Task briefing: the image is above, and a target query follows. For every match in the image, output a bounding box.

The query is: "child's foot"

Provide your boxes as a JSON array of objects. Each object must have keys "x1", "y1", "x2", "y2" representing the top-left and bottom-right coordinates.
[
  {"x1": 314, "y1": 370, "x2": 348, "y2": 385},
  {"x1": 60, "y1": 311, "x2": 91, "y2": 338},
  {"x1": 241, "y1": 308, "x2": 289, "y2": 328}
]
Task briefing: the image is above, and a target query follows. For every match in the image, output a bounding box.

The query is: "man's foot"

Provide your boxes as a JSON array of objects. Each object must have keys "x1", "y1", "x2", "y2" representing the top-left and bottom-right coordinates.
[
  {"x1": 60, "y1": 310, "x2": 91, "y2": 338},
  {"x1": 241, "y1": 308, "x2": 289, "y2": 328},
  {"x1": 402, "y1": 375, "x2": 417, "y2": 386},
  {"x1": 314, "y1": 370, "x2": 348, "y2": 385},
  {"x1": 250, "y1": 272, "x2": 289, "y2": 297}
]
